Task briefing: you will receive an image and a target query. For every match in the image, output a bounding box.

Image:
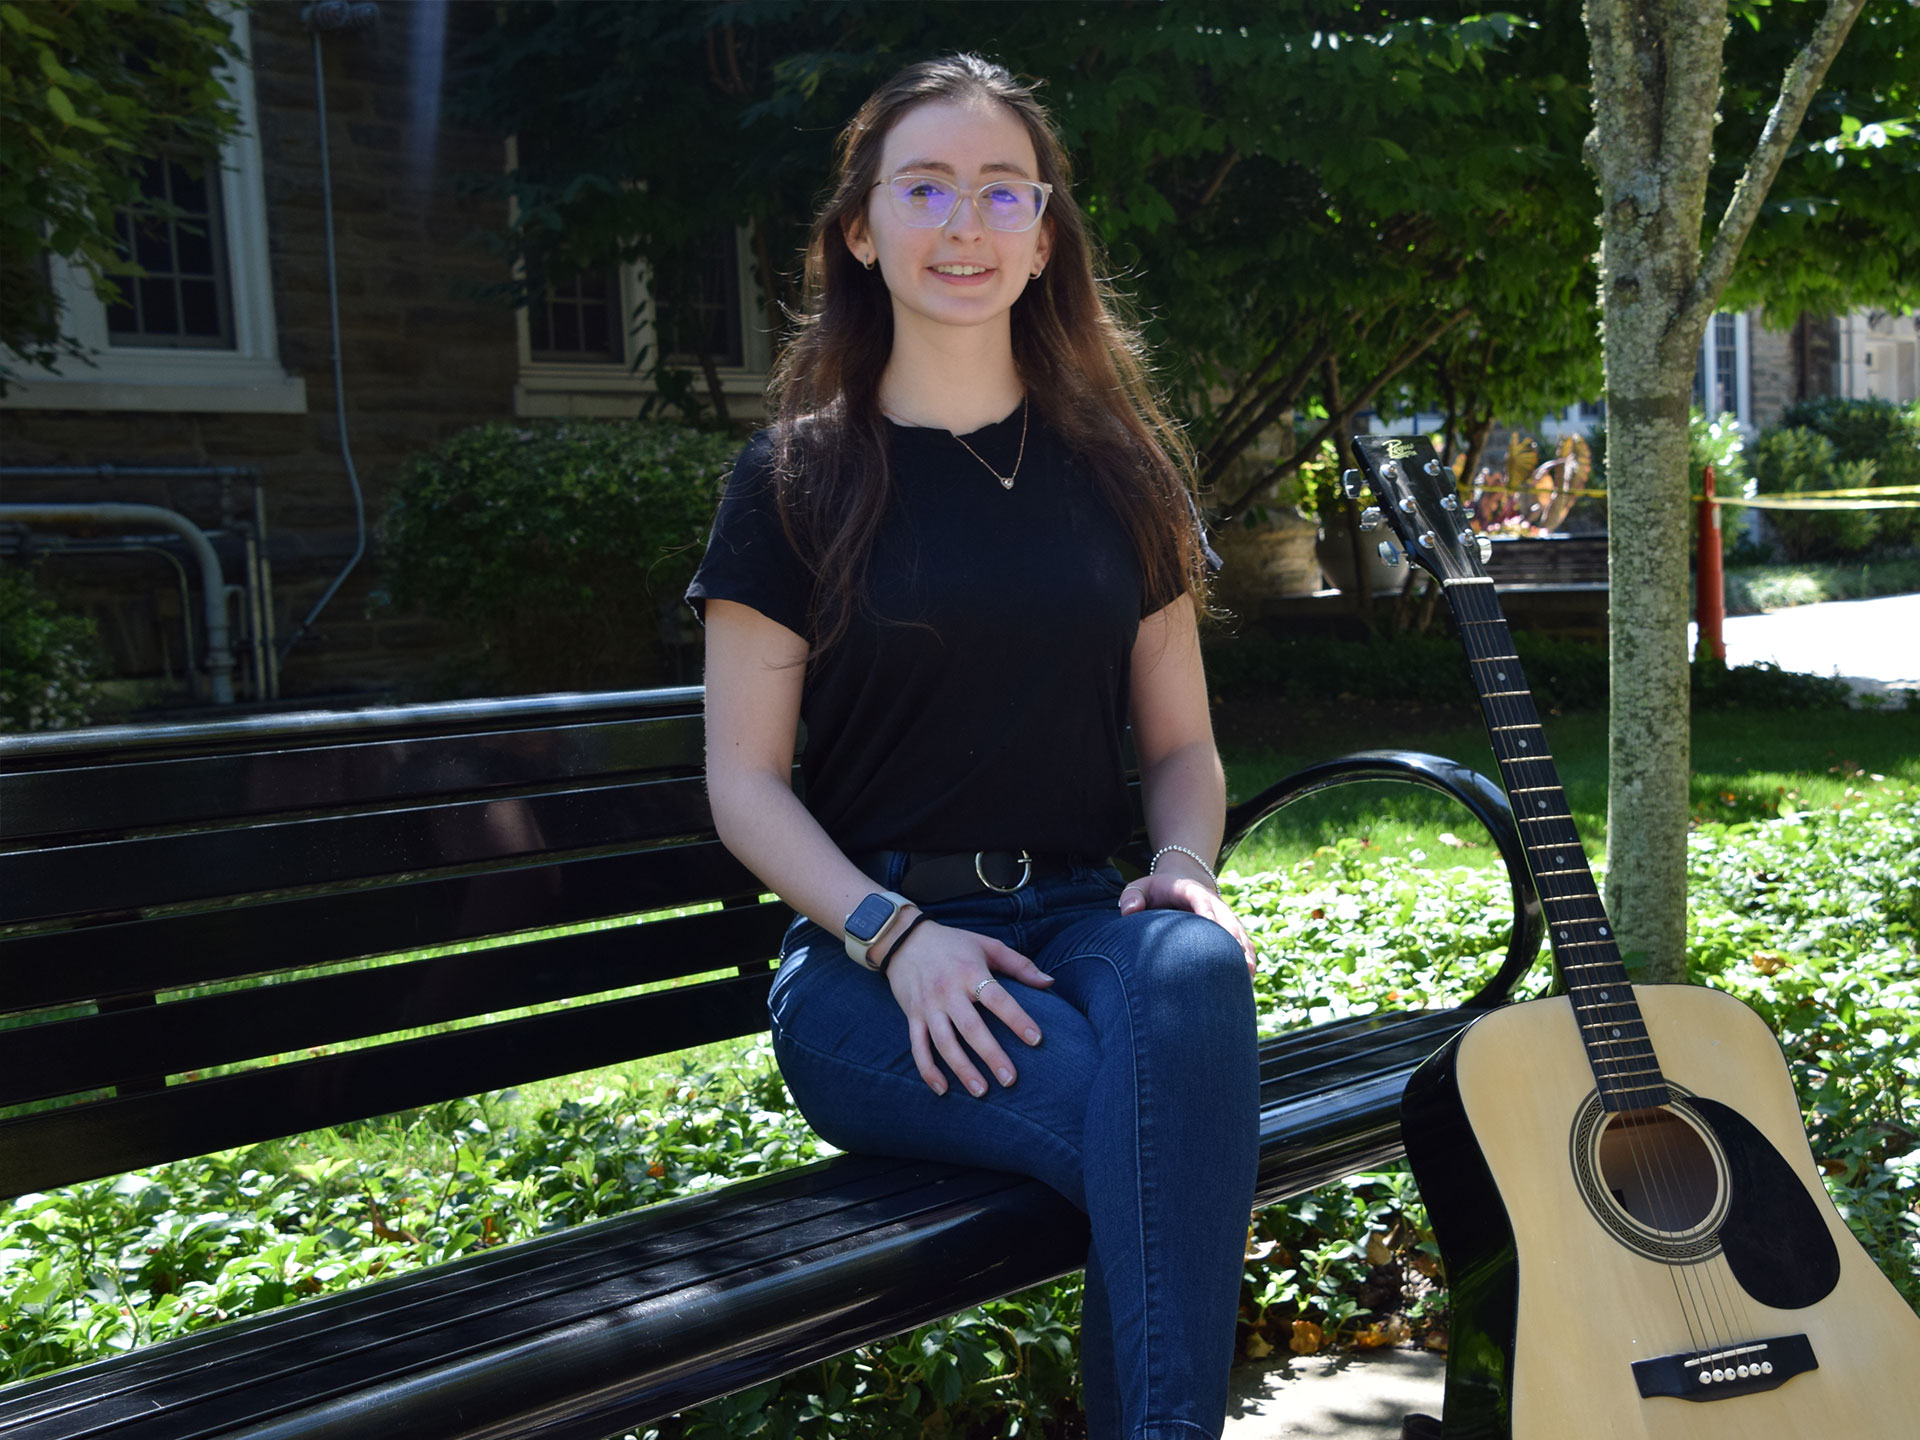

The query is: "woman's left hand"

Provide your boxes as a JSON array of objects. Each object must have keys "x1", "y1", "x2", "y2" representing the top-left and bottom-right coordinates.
[{"x1": 1117, "y1": 861, "x2": 1257, "y2": 975}]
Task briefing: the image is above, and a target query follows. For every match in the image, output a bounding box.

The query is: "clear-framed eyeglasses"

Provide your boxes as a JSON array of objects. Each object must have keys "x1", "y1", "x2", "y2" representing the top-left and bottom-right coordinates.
[{"x1": 872, "y1": 173, "x2": 1054, "y2": 233}]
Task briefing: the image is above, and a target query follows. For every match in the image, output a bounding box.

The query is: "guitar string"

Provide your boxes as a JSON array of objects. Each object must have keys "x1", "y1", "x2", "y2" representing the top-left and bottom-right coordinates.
[
  {"x1": 1461, "y1": 595, "x2": 1729, "y2": 1356},
  {"x1": 1386, "y1": 461, "x2": 1754, "y2": 1358},
  {"x1": 1451, "y1": 580, "x2": 1733, "y2": 1356},
  {"x1": 1455, "y1": 586, "x2": 1731, "y2": 1352}
]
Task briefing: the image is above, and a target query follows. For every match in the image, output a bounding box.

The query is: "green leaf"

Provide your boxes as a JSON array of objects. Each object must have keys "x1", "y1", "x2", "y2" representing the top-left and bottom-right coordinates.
[{"x1": 45, "y1": 84, "x2": 77, "y2": 126}]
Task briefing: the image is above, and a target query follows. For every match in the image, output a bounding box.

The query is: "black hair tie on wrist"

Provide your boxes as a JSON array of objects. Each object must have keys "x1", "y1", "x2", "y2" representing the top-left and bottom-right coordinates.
[{"x1": 878, "y1": 912, "x2": 933, "y2": 973}]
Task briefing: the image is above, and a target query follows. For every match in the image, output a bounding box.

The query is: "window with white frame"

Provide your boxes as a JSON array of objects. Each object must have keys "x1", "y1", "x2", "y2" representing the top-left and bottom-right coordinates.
[
  {"x1": 0, "y1": 9, "x2": 304, "y2": 414},
  {"x1": 507, "y1": 137, "x2": 767, "y2": 418},
  {"x1": 1691, "y1": 311, "x2": 1750, "y2": 427}
]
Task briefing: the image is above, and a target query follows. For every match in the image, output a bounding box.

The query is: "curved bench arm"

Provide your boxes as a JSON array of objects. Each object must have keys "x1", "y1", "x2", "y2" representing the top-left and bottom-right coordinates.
[{"x1": 1217, "y1": 749, "x2": 1544, "y2": 1010}]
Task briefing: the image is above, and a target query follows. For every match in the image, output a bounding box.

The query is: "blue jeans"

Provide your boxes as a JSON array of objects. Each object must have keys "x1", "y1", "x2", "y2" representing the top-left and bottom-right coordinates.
[{"x1": 768, "y1": 857, "x2": 1260, "y2": 1440}]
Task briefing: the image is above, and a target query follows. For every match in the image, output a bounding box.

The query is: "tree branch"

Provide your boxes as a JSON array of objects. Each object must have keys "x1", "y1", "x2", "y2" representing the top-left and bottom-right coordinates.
[
  {"x1": 1197, "y1": 148, "x2": 1240, "y2": 209},
  {"x1": 1213, "y1": 304, "x2": 1474, "y2": 524},
  {"x1": 1199, "y1": 331, "x2": 1336, "y2": 490},
  {"x1": 1679, "y1": 0, "x2": 1868, "y2": 339}
]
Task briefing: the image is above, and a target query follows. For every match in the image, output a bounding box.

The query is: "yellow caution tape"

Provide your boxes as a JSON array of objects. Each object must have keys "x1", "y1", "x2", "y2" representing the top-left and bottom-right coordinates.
[{"x1": 1464, "y1": 481, "x2": 1920, "y2": 510}]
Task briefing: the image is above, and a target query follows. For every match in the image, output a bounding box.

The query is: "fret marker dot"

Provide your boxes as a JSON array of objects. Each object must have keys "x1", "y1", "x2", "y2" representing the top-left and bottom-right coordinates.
[
  {"x1": 1518, "y1": 739, "x2": 1528, "y2": 750},
  {"x1": 1558, "y1": 930, "x2": 1568, "y2": 941},
  {"x1": 1556, "y1": 854, "x2": 1566, "y2": 865},
  {"x1": 1599, "y1": 990, "x2": 1609, "y2": 1000},
  {"x1": 1538, "y1": 801, "x2": 1547, "y2": 810},
  {"x1": 1497, "y1": 671, "x2": 1506, "y2": 681},
  {"x1": 1612, "y1": 1028, "x2": 1622, "y2": 1038},
  {"x1": 1599, "y1": 926, "x2": 1609, "y2": 936}
]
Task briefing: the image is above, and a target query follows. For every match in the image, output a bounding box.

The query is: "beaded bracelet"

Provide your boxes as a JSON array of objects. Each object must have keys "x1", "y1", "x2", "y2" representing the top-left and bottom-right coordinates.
[{"x1": 1148, "y1": 843, "x2": 1217, "y2": 883}]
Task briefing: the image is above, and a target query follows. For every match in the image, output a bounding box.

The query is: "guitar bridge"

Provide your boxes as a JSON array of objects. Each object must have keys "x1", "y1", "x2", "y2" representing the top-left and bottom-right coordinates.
[{"x1": 1632, "y1": 1333, "x2": 1816, "y2": 1402}]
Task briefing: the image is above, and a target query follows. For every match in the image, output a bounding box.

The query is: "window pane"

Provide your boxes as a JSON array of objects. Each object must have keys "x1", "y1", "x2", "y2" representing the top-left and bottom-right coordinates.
[
  {"x1": 659, "y1": 229, "x2": 744, "y2": 369},
  {"x1": 108, "y1": 151, "x2": 233, "y2": 348},
  {"x1": 179, "y1": 279, "x2": 220, "y2": 336},
  {"x1": 529, "y1": 268, "x2": 621, "y2": 362},
  {"x1": 138, "y1": 277, "x2": 178, "y2": 334}
]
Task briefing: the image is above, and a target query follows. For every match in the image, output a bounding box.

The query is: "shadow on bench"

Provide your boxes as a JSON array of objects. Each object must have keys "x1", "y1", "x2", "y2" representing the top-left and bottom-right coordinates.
[{"x1": 0, "y1": 689, "x2": 1542, "y2": 1440}]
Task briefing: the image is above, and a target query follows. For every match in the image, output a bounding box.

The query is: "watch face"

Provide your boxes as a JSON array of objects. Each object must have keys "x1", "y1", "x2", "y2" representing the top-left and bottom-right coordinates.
[{"x1": 846, "y1": 893, "x2": 897, "y2": 944}]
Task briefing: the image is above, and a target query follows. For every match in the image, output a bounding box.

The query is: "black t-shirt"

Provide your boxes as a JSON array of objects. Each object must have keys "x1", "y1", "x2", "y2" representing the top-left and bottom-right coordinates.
[{"x1": 687, "y1": 409, "x2": 1175, "y2": 859}]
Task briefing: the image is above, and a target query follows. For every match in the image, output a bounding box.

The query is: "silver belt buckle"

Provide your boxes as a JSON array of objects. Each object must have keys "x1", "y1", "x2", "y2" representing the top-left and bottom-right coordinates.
[{"x1": 975, "y1": 849, "x2": 1032, "y2": 893}]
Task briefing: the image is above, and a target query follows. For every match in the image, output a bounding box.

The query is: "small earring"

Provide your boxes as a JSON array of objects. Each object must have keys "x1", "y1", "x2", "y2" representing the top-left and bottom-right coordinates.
[
  {"x1": 863, "y1": 257, "x2": 875, "y2": 271},
  {"x1": 1030, "y1": 266, "x2": 1043, "y2": 278}
]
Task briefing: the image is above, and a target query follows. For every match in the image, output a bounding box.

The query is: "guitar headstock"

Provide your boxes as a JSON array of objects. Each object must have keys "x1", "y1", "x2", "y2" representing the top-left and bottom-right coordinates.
[{"x1": 1346, "y1": 435, "x2": 1492, "y2": 586}]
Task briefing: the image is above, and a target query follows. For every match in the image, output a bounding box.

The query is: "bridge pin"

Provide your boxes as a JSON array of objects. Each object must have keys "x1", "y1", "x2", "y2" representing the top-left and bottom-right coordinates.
[
  {"x1": 1761, "y1": 1361, "x2": 1773, "y2": 1374},
  {"x1": 1737, "y1": 1365, "x2": 1751, "y2": 1378},
  {"x1": 1698, "y1": 1372, "x2": 1712, "y2": 1385}
]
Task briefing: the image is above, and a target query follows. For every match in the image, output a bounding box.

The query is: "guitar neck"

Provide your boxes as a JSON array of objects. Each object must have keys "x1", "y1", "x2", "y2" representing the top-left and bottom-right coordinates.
[{"x1": 1443, "y1": 577, "x2": 1670, "y2": 1112}]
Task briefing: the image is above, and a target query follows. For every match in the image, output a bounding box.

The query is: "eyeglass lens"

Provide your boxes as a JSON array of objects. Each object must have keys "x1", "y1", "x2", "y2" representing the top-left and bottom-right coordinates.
[{"x1": 885, "y1": 176, "x2": 1047, "y2": 231}]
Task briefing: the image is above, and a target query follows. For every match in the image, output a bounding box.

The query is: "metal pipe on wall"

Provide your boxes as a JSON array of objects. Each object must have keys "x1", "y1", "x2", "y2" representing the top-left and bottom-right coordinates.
[{"x1": 0, "y1": 503, "x2": 237, "y2": 703}]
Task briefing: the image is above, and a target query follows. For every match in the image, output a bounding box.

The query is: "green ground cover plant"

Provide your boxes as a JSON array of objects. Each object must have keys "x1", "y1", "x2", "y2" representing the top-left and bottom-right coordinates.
[{"x1": 6, "y1": 765, "x2": 1914, "y2": 1436}]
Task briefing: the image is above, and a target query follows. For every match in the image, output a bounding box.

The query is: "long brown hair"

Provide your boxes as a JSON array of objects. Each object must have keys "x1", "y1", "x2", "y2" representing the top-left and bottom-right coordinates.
[{"x1": 768, "y1": 53, "x2": 1205, "y2": 655}]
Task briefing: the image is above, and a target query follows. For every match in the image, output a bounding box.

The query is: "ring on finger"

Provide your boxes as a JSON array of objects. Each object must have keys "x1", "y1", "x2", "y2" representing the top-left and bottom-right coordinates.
[{"x1": 971, "y1": 976, "x2": 999, "y2": 1000}]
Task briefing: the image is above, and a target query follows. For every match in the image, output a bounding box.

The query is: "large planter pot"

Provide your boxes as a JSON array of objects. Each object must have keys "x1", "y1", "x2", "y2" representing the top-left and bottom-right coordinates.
[
  {"x1": 1316, "y1": 512, "x2": 1408, "y2": 597},
  {"x1": 1211, "y1": 513, "x2": 1322, "y2": 609}
]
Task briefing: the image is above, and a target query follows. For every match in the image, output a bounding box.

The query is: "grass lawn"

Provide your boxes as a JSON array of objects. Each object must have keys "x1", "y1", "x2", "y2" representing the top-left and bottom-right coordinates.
[{"x1": 1217, "y1": 699, "x2": 1920, "y2": 873}]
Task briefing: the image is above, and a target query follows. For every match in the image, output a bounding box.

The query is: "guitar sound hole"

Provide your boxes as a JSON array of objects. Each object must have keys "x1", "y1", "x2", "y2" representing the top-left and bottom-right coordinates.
[{"x1": 1597, "y1": 1106, "x2": 1723, "y2": 1237}]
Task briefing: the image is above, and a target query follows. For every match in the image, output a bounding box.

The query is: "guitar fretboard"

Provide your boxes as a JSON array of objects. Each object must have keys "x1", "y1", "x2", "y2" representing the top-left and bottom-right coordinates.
[{"x1": 1445, "y1": 578, "x2": 1671, "y2": 1113}]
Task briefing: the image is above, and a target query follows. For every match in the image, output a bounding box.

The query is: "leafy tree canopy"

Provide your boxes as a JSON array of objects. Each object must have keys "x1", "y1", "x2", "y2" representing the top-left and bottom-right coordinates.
[
  {"x1": 1715, "y1": 0, "x2": 1920, "y2": 323},
  {"x1": 0, "y1": 0, "x2": 242, "y2": 391},
  {"x1": 454, "y1": 0, "x2": 1601, "y2": 504},
  {"x1": 453, "y1": 0, "x2": 1911, "y2": 510}
]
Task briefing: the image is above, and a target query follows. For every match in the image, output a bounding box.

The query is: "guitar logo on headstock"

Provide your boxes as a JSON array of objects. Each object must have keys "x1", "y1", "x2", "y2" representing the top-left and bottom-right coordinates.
[{"x1": 1347, "y1": 434, "x2": 1494, "y2": 586}]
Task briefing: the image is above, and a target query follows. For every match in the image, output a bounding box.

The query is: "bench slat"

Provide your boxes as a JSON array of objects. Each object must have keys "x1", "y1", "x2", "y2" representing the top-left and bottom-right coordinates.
[
  {"x1": 0, "y1": 716, "x2": 706, "y2": 844},
  {"x1": 0, "y1": 972, "x2": 776, "y2": 1198},
  {"x1": 0, "y1": 904, "x2": 790, "y2": 1109},
  {"x1": 2, "y1": 776, "x2": 720, "y2": 927},
  {"x1": 0, "y1": 844, "x2": 762, "y2": 1011}
]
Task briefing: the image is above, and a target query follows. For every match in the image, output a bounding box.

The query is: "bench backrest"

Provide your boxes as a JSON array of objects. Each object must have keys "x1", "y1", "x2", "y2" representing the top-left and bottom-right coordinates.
[{"x1": 0, "y1": 689, "x2": 825, "y2": 1198}]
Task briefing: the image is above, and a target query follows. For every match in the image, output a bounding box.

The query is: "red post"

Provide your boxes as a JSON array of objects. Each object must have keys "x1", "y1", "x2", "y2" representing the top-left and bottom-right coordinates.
[{"x1": 1696, "y1": 463, "x2": 1726, "y2": 662}]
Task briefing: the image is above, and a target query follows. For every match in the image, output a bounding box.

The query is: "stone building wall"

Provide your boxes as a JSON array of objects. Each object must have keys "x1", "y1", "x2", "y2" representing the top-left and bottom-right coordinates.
[
  {"x1": 0, "y1": 2, "x2": 521, "y2": 712},
  {"x1": 1746, "y1": 309, "x2": 1797, "y2": 432}
]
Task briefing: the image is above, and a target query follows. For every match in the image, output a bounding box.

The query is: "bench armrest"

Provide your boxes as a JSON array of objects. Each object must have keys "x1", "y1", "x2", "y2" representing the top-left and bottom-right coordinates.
[{"x1": 1217, "y1": 749, "x2": 1544, "y2": 1009}]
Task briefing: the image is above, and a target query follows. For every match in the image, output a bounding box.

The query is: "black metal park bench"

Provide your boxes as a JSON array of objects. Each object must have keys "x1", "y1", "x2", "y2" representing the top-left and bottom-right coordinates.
[{"x1": 0, "y1": 688, "x2": 1543, "y2": 1440}]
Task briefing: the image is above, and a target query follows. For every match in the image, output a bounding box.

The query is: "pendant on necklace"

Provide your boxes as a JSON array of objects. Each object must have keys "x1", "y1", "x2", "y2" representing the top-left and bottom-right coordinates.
[{"x1": 999, "y1": 475, "x2": 1014, "y2": 491}]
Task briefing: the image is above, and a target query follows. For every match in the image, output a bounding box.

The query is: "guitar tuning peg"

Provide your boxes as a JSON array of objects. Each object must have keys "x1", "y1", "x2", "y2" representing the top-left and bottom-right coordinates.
[
  {"x1": 1341, "y1": 469, "x2": 1365, "y2": 500},
  {"x1": 1377, "y1": 540, "x2": 1401, "y2": 567},
  {"x1": 1440, "y1": 494, "x2": 1459, "y2": 511},
  {"x1": 1476, "y1": 535, "x2": 1493, "y2": 563},
  {"x1": 1457, "y1": 528, "x2": 1473, "y2": 546},
  {"x1": 1424, "y1": 459, "x2": 1442, "y2": 477},
  {"x1": 1418, "y1": 530, "x2": 1437, "y2": 549},
  {"x1": 1358, "y1": 506, "x2": 1385, "y2": 532},
  {"x1": 1381, "y1": 460, "x2": 1402, "y2": 480},
  {"x1": 1397, "y1": 496, "x2": 1418, "y2": 514}
]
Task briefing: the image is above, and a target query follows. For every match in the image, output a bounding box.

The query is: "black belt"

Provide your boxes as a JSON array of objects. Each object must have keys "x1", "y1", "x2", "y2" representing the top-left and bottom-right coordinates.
[{"x1": 878, "y1": 850, "x2": 1088, "y2": 907}]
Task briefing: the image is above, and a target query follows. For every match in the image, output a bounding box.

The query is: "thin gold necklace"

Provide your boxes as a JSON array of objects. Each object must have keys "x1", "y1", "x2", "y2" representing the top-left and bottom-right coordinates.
[{"x1": 949, "y1": 395, "x2": 1029, "y2": 490}]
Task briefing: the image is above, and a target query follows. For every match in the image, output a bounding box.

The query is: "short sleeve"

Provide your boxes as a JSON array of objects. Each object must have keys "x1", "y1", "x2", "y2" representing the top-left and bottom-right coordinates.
[
  {"x1": 1142, "y1": 489, "x2": 1220, "y2": 617},
  {"x1": 685, "y1": 431, "x2": 815, "y2": 640}
]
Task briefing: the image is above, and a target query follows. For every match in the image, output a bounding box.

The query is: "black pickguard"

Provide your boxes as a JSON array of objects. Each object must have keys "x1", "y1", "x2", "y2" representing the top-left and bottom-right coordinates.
[{"x1": 1690, "y1": 1096, "x2": 1841, "y2": 1310}]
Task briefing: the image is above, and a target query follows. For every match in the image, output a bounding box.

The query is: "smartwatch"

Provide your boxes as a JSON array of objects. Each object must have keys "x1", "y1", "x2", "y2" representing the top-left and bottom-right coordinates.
[{"x1": 844, "y1": 890, "x2": 913, "y2": 971}]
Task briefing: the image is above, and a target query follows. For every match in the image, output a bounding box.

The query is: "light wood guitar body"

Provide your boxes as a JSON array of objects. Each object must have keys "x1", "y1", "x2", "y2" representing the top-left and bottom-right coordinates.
[
  {"x1": 1346, "y1": 432, "x2": 1920, "y2": 1439},
  {"x1": 1409, "y1": 984, "x2": 1920, "y2": 1439}
]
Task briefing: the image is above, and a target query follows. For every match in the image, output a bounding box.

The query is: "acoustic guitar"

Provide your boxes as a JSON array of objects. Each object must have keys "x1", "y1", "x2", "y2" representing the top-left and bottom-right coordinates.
[{"x1": 1345, "y1": 433, "x2": 1920, "y2": 1439}]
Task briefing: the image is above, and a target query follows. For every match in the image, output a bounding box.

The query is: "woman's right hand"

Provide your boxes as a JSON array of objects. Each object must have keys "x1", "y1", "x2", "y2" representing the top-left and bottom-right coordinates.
[{"x1": 884, "y1": 921, "x2": 1053, "y2": 1097}]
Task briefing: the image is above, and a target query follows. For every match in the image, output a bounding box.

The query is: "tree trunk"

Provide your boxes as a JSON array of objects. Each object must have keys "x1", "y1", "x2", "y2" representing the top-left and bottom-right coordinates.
[{"x1": 1584, "y1": 0, "x2": 1866, "y2": 983}]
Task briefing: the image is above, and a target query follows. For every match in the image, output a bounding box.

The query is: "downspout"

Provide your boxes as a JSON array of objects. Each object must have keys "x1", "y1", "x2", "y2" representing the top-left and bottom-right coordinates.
[
  {"x1": 280, "y1": 1, "x2": 381, "y2": 667},
  {"x1": 0, "y1": 503, "x2": 237, "y2": 703}
]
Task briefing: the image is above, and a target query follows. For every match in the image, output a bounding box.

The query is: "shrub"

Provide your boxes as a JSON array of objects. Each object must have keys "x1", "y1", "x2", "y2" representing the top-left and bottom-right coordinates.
[
  {"x1": 1777, "y1": 395, "x2": 1920, "y2": 548},
  {"x1": 1747, "y1": 426, "x2": 1880, "y2": 561},
  {"x1": 380, "y1": 421, "x2": 741, "y2": 692},
  {"x1": 0, "y1": 564, "x2": 100, "y2": 732}
]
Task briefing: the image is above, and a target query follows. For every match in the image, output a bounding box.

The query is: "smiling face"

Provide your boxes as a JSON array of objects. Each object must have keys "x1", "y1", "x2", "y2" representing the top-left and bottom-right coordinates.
[{"x1": 845, "y1": 96, "x2": 1054, "y2": 342}]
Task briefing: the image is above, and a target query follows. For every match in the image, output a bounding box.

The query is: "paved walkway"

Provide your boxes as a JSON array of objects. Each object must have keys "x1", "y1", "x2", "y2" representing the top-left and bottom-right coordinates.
[
  {"x1": 1696, "y1": 590, "x2": 1920, "y2": 700},
  {"x1": 1224, "y1": 1349, "x2": 1444, "y2": 1439}
]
